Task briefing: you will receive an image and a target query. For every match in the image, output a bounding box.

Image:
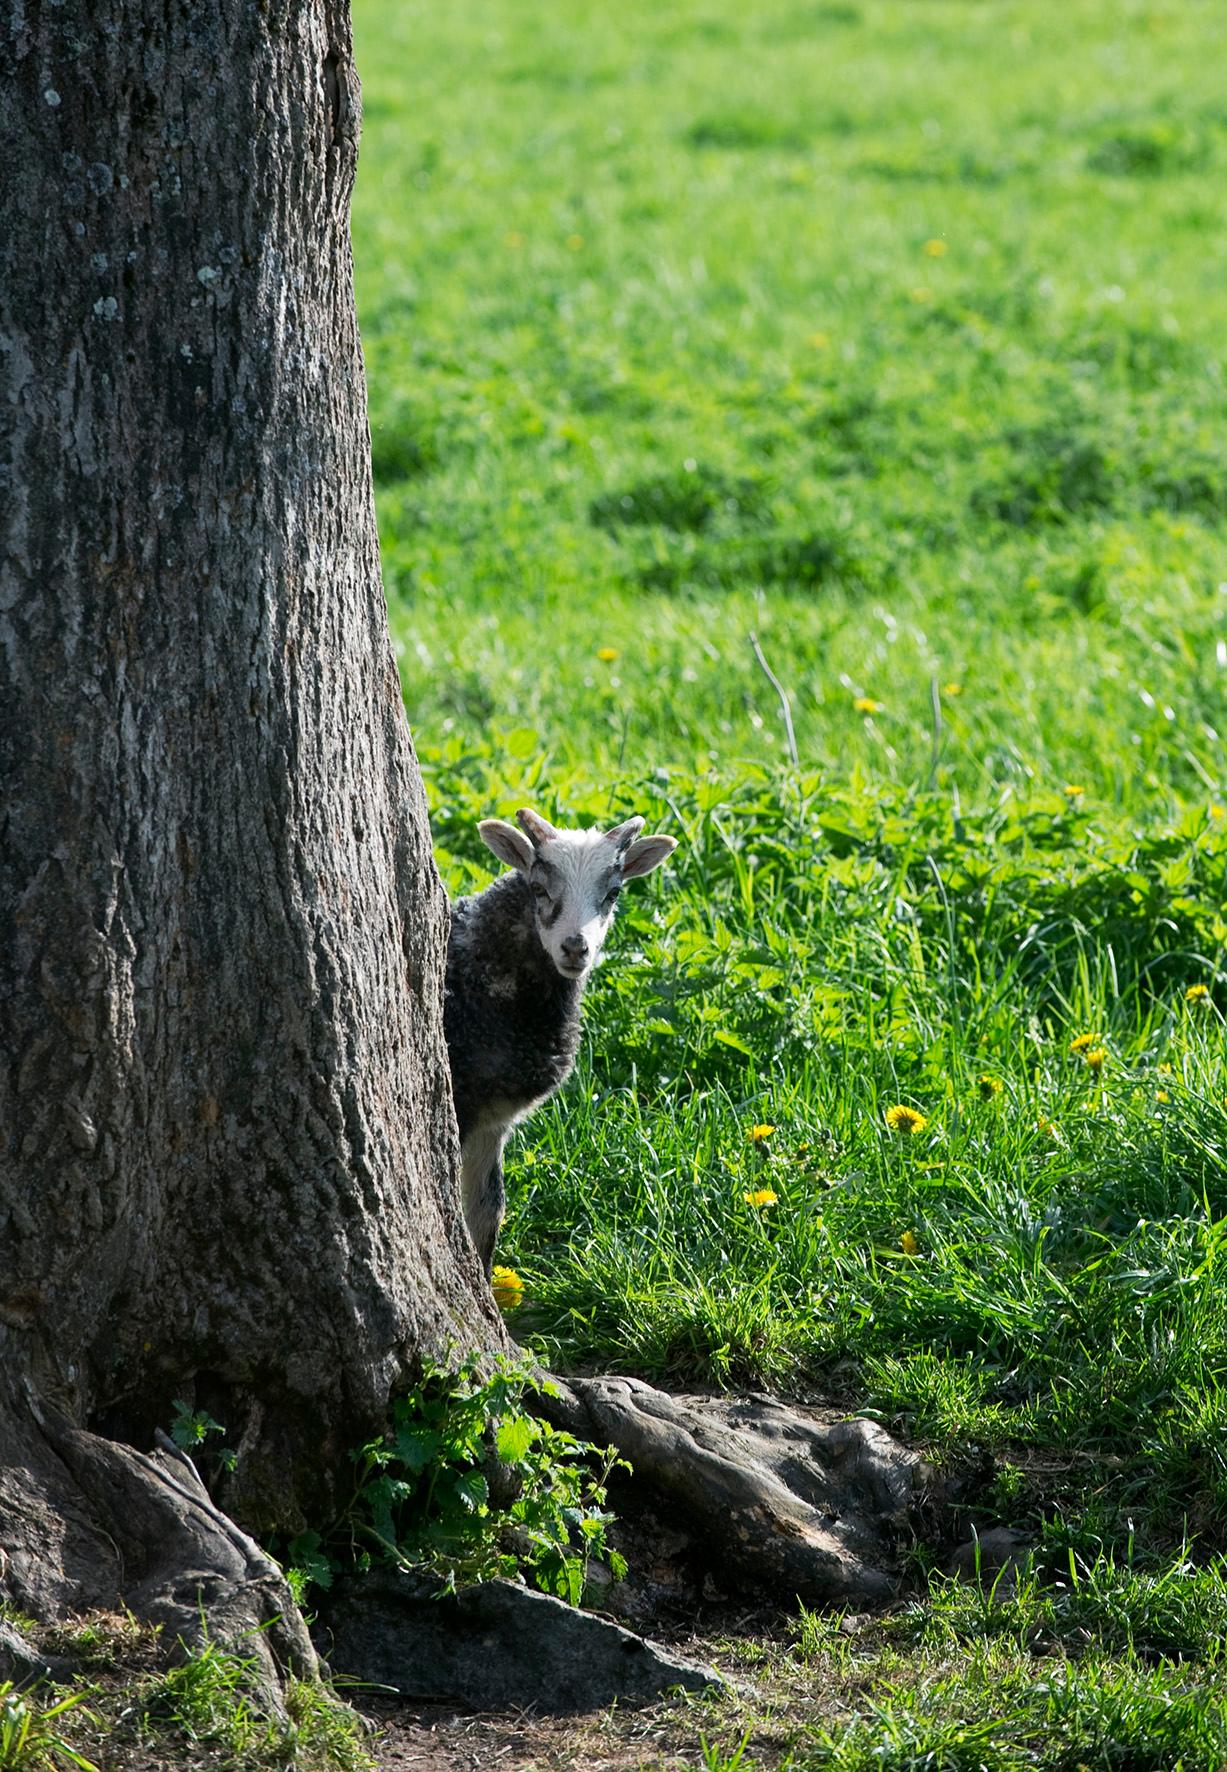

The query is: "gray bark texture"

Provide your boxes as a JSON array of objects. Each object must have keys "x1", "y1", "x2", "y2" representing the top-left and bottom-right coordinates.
[{"x1": 0, "y1": 0, "x2": 502, "y2": 1652}]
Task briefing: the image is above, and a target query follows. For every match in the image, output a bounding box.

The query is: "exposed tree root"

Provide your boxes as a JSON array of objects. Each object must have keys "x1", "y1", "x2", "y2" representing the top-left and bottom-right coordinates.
[
  {"x1": 320, "y1": 1570, "x2": 724, "y2": 1709},
  {"x1": 2, "y1": 1365, "x2": 934, "y2": 1714},
  {"x1": 543, "y1": 1375, "x2": 936, "y2": 1607},
  {"x1": 0, "y1": 1380, "x2": 313, "y2": 1700}
]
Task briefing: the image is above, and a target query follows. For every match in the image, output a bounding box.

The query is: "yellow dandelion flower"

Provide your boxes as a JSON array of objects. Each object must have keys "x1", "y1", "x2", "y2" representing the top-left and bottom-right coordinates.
[
  {"x1": 885, "y1": 1104, "x2": 928, "y2": 1135},
  {"x1": 808, "y1": 330, "x2": 831, "y2": 349},
  {"x1": 744, "y1": 1188, "x2": 778, "y2": 1208},
  {"x1": 491, "y1": 1266, "x2": 525, "y2": 1310},
  {"x1": 1156, "y1": 1090, "x2": 1171, "y2": 1104},
  {"x1": 1063, "y1": 784, "x2": 1085, "y2": 799},
  {"x1": 596, "y1": 646, "x2": 619, "y2": 662},
  {"x1": 566, "y1": 232, "x2": 584, "y2": 251},
  {"x1": 1157, "y1": 1062, "x2": 1173, "y2": 1076},
  {"x1": 923, "y1": 238, "x2": 948, "y2": 257},
  {"x1": 943, "y1": 682, "x2": 961, "y2": 697},
  {"x1": 748, "y1": 1123, "x2": 776, "y2": 1142},
  {"x1": 1210, "y1": 805, "x2": 1224, "y2": 820},
  {"x1": 1037, "y1": 1116, "x2": 1061, "y2": 1141},
  {"x1": 900, "y1": 1229, "x2": 920, "y2": 1255},
  {"x1": 977, "y1": 1074, "x2": 1003, "y2": 1100},
  {"x1": 1185, "y1": 984, "x2": 1210, "y2": 1004},
  {"x1": 853, "y1": 696, "x2": 883, "y2": 714},
  {"x1": 1069, "y1": 1033, "x2": 1098, "y2": 1054},
  {"x1": 1083, "y1": 1046, "x2": 1107, "y2": 1070}
]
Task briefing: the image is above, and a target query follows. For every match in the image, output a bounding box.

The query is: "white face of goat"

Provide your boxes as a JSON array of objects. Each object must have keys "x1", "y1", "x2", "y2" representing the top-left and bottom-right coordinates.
[{"x1": 478, "y1": 808, "x2": 678, "y2": 982}]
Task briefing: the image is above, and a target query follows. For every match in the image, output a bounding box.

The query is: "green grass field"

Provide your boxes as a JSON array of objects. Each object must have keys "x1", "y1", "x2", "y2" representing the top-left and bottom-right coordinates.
[{"x1": 353, "y1": 0, "x2": 1227, "y2": 1761}]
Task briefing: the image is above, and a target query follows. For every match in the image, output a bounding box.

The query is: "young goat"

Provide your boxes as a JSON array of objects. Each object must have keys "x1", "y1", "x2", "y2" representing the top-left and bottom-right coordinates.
[{"x1": 444, "y1": 807, "x2": 677, "y2": 1275}]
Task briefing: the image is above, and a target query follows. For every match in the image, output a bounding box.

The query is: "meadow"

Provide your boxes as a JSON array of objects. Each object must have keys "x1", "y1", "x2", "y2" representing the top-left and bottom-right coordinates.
[{"x1": 353, "y1": 0, "x2": 1227, "y2": 1762}]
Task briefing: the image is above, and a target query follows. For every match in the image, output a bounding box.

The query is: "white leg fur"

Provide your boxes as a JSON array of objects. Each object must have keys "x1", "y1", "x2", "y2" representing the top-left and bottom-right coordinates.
[{"x1": 460, "y1": 1118, "x2": 510, "y2": 1271}]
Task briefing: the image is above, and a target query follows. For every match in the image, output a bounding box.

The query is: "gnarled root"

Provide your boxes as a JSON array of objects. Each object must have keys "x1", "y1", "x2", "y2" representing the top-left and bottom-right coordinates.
[
  {"x1": 543, "y1": 1375, "x2": 935, "y2": 1607},
  {"x1": 0, "y1": 1379, "x2": 313, "y2": 1700}
]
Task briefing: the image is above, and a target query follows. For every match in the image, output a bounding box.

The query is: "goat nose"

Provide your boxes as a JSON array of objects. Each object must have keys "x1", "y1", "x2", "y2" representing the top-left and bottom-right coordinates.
[{"x1": 561, "y1": 935, "x2": 588, "y2": 959}]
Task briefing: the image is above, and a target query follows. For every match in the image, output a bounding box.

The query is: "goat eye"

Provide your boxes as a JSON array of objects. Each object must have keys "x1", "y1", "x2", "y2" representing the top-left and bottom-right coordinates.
[{"x1": 604, "y1": 887, "x2": 621, "y2": 908}]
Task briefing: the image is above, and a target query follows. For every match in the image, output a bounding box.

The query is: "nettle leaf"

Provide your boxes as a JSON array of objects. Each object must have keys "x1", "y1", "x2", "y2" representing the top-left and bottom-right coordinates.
[
  {"x1": 394, "y1": 1424, "x2": 444, "y2": 1473},
  {"x1": 444, "y1": 1442, "x2": 483, "y2": 1475},
  {"x1": 286, "y1": 1529, "x2": 335, "y2": 1593},
  {"x1": 451, "y1": 1470, "x2": 489, "y2": 1513},
  {"x1": 394, "y1": 1390, "x2": 445, "y2": 1429},
  {"x1": 170, "y1": 1401, "x2": 224, "y2": 1449},
  {"x1": 355, "y1": 1433, "x2": 390, "y2": 1472},
  {"x1": 535, "y1": 1550, "x2": 584, "y2": 1606},
  {"x1": 495, "y1": 1414, "x2": 537, "y2": 1464},
  {"x1": 487, "y1": 1371, "x2": 521, "y2": 1412}
]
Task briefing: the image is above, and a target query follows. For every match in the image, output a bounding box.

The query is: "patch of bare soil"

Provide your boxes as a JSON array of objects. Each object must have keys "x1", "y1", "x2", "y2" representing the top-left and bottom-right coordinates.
[
  {"x1": 357, "y1": 1674, "x2": 724, "y2": 1772},
  {"x1": 358, "y1": 1695, "x2": 629, "y2": 1772}
]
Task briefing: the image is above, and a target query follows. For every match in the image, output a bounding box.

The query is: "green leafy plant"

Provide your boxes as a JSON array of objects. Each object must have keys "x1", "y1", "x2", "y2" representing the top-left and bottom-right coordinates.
[
  {"x1": 287, "y1": 1355, "x2": 626, "y2": 1605},
  {"x1": 169, "y1": 1400, "x2": 237, "y2": 1473}
]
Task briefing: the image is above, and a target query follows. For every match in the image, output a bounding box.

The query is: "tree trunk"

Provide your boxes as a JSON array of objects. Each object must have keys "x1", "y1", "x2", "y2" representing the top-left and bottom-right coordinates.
[{"x1": 0, "y1": 0, "x2": 502, "y2": 1657}]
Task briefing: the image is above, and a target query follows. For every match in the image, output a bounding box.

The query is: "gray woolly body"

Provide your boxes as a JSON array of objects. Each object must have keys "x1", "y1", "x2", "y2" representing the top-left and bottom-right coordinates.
[{"x1": 444, "y1": 871, "x2": 584, "y2": 1272}]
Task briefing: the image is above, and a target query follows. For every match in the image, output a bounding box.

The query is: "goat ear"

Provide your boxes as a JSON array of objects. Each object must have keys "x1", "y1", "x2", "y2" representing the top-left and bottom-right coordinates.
[
  {"x1": 515, "y1": 808, "x2": 559, "y2": 849},
  {"x1": 604, "y1": 816, "x2": 645, "y2": 854},
  {"x1": 620, "y1": 834, "x2": 678, "y2": 879},
  {"x1": 478, "y1": 819, "x2": 535, "y2": 875}
]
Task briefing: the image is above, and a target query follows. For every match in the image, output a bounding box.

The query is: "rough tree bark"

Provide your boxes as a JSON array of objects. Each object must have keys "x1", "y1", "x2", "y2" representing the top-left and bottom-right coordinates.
[{"x1": 0, "y1": 0, "x2": 503, "y2": 1670}]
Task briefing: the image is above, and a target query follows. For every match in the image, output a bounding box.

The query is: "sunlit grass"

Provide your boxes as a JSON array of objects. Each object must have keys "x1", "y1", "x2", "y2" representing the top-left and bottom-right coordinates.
[
  {"x1": 351, "y1": 0, "x2": 1227, "y2": 1544},
  {"x1": 356, "y1": 0, "x2": 1227, "y2": 802},
  {"x1": 349, "y1": 0, "x2": 1227, "y2": 1753}
]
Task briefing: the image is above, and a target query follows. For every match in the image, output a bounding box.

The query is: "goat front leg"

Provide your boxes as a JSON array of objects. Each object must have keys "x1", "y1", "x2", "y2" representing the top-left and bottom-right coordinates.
[{"x1": 460, "y1": 1124, "x2": 508, "y2": 1278}]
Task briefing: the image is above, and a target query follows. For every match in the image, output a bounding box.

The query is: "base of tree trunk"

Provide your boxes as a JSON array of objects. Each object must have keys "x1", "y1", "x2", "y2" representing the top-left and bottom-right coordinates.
[
  {"x1": 317, "y1": 1376, "x2": 934, "y2": 1713},
  {"x1": 543, "y1": 1376, "x2": 935, "y2": 1607},
  {"x1": 2, "y1": 1369, "x2": 935, "y2": 1712},
  {"x1": 0, "y1": 1380, "x2": 313, "y2": 1703}
]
